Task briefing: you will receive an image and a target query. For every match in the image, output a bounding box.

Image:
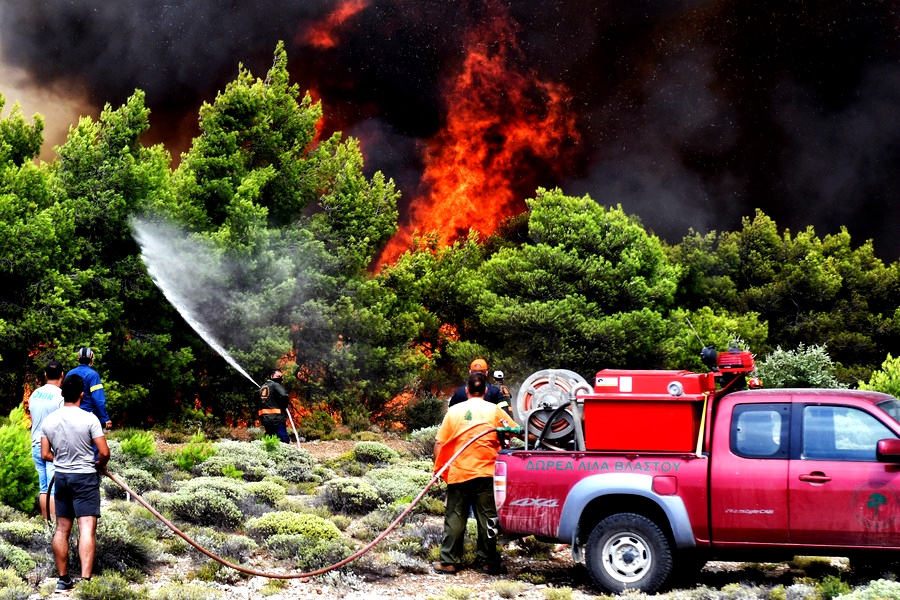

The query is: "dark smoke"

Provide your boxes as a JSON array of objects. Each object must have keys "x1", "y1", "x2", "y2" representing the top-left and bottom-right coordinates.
[{"x1": 3, "y1": 1, "x2": 900, "y2": 256}]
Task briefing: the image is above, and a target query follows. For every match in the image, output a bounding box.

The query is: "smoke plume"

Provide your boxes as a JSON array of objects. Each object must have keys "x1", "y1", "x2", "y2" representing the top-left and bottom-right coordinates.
[{"x1": 4, "y1": 1, "x2": 900, "y2": 257}]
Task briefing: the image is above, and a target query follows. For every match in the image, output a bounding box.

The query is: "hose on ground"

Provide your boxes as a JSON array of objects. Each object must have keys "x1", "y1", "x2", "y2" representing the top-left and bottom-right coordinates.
[{"x1": 100, "y1": 427, "x2": 503, "y2": 579}]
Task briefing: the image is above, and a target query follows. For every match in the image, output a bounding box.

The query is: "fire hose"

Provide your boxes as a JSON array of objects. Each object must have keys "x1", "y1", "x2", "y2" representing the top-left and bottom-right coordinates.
[{"x1": 96, "y1": 426, "x2": 522, "y2": 580}]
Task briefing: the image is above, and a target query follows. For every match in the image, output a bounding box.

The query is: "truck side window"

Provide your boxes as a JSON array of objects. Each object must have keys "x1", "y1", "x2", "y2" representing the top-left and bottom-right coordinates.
[
  {"x1": 731, "y1": 404, "x2": 789, "y2": 459},
  {"x1": 802, "y1": 405, "x2": 896, "y2": 461}
]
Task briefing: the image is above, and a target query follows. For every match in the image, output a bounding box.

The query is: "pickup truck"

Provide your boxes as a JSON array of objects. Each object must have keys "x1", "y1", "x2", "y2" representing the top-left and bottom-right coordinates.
[{"x1": 495, "y1": 365, "x2": 900, "y2": 593}]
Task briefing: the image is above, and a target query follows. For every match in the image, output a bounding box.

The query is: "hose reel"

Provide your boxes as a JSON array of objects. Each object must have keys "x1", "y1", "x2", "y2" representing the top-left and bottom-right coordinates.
[{"x1": 513, "y1": 369, "x2": 591, "y2": 450}]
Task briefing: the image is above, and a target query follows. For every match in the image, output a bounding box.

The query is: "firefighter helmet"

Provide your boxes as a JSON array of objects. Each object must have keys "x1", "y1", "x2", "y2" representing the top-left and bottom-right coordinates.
[{"x1": 470, "y1": 358, "x2": 488, "y2": 372}]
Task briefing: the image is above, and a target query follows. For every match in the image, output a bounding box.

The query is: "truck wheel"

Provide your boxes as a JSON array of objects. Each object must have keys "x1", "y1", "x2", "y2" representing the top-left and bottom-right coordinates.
[{"x1": 585, "y1": 513, "x2": 673, "y2": 594}]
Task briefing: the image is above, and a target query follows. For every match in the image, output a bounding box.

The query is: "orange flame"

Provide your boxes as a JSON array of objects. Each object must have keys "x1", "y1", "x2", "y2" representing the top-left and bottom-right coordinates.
[
  {"x1": 303, "y1": 0, "x2": 370, "y2": 49},
  {"x1": 378, "y1": 0, "x2": 579, "y2": 266}
]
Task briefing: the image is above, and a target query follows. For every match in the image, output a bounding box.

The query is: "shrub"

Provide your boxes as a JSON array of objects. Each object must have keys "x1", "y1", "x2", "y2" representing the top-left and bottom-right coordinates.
[
  {"x1": 0, "y1": 540, "x2": 33, "y2": 576},
  {"x1": 0, "y1": 566, "x2": 30, "y2": 600},
  {"x1": 0, "y1": 404, "x2": 38, "y2": 512},
  {"x1": 818, "y1": 575, "x2": 851, "y2": 599},
  {"x1": 352, "y1": 441, "x2": 399, "y2": 464},
  {"x1": 166, "y1": 489, "x2": 243, "y2": 529},
  {"x1": 492, "y1": 581, "x2": 526, "y2": 599},
  {"x1": 93, "y1": 511, "x2": 155, "y2": 573},
  {"x1": 265, "y1": 533, "x2": 353, "y2": 571},
  {"x1": 299, "y1": 408, "x2": 336, "y2": 439},
  {"x1": 403, "y1": 394, "x2": 446, "y2": 432},
  {"x1": 835, "y1": 579, "x2": 900, "y2": 600},
  {"x1": 188, "y1": 528, "x2": 258, "y2": 563},
  {"x1": 321, "y1": 478, "x2": 382, "y2": 514},
  {"x1": 859, "y1": 354, "x2": 900, "y2": 397},
  {"x1": 151, "y1": 582, "x2": 222, "y2": 600},
  {"x1": 0, "y1": 520, "x2": 49, "y2": 553},
  {"x1": 343, "y1": 408, "x2": 372, "y2": 434},
  {"x1": 408, "y1": 426, "x2": 439, "y2": 460},
  {"x1": 245, "y1": 480, "x2": 286, "y2": 505},
  {"x1": 104, "y1": 467, "x2": 158, "y2": 499},
  {"x1": 543, "y1": 587, "x2": 573, "y2": 600},
  {"x1": 194, "y1": 441, "x2": 272, "y2": 481},
  {"x1": 756, "y1": 344, "x2": 845, "y2": 389},
  {"x1": 175, "y1": 477, "x2": 249, "y2": 502},
  {"x1": 221, "y1": 465, "x2": 243, "y2": 479},
  {"x1": 75, "y1": 572, "x2": 143, "y2": 600},
  {"x1": 365, "y1": 467, "x2": 436, "y2": 503},
  {"x1": 262, "y1": 435, "x2": 280, "y2": 451},
  {"x1": 245, "y1": 511, "x2": 341, "y2": 541},
  {"x1": 120, "y1": 431, "x2": 156, "y2": 459},
  {"x1": 172, "y1": 431, "x2": 215, "y2": 472}
]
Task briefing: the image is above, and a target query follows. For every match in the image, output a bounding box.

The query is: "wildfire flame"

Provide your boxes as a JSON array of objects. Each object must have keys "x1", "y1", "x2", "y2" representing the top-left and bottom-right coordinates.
[
  {"x1": 302, "y1": 0, "x2": 370, "y2": 49},
  {"x1": 377, "y1": 0, "x2": 579, "y2": 266}
]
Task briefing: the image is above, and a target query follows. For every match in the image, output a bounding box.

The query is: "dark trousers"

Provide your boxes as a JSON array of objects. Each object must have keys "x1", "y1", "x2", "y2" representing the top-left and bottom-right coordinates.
[
  {"x1": 263, "y1": 420, "x2": 290, "y2": 443},
  {"x1": 439, "y1": 476, "x2": 499, "y2": 567}
]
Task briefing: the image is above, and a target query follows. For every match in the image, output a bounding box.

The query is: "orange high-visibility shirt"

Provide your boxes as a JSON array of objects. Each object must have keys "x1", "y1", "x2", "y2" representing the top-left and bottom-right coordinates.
[{"x1": 434, "y1": 398, "x2": 517, "y2": 484}]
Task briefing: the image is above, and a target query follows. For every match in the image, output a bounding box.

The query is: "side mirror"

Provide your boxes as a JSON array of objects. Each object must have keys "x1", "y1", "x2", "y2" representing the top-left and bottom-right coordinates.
[{"x1": 876, "y1": 438, "x2": 900, "y2": 463}]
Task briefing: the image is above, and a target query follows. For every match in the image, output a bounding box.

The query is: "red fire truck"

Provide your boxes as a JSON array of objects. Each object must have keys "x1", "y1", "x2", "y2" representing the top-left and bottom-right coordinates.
[{"x1": 494, "y1": 350, "x2": 900, "y2": 593}]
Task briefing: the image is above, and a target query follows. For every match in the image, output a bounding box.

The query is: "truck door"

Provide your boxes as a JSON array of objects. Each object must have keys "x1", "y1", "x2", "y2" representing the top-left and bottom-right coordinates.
[
  {"x1": 789, "y1": 404, "x2": 900, "y2": 546},
  {"x1": 710, "y1": 403, "x2": 791, "y2": 543}
]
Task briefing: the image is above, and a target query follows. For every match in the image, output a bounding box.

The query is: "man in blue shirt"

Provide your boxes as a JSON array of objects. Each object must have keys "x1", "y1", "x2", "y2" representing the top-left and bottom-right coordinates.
[{"x1": 67, "y1": 347, "x2": 111, "y2": 430}]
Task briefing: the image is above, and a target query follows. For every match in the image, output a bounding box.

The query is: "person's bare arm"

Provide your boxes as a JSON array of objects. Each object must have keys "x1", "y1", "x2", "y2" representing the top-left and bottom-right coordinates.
[
  {"x1": 41, "y1": 437, "x2": 53, "y2": 462},
  {"x1": 94, "y1": 436, "x2": 110, "y2": 468}
]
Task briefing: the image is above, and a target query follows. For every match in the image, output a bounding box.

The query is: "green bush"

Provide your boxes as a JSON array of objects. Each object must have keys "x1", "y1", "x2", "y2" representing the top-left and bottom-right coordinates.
[
  {"x1": 120, "y1": 431, "x2": 156, "y2": 459},
  {"x1": 194, "y1": 441, "x2": 272, "y2": 481},
  {"x1": 0, "y1": 520, "x2": 49, "y2": 553},
  {"x1": 0, "y1": 567, "x2": 31, "y2": 600},
  {"x1": 756, "y1": 344, "x2": 845, "y2": 389},
  {"x1": 151, "y1": 582, "x2": 222, "y2": 600},
  {"x1": 835, "y1": 579, "x2": 900, "y2": 600},
  {"x1": 364, "y1": 467, "x2": 436, "y2": 503},
  {"x1": 352, "y1": 441, "x2": 399, "y2": 464},
  {"x1": 172, "y1": 431, "x2": 215, "y2": 472},
  {"x1": 818, "y1": 575, "x2": 851, "y2": 599},
  {"x1": 93, "y1": 511, "x2": 155, "y2": 573},
  {"x1": 403, "y1": 395, "x2": 446, "y2": 432},
  {"x1": 75, "y1": 572, "x2": 143, "y2": 600},
  {"x1": 166, "y1": 489, "x2": 243, "y2": 529},
  {"x1": 245, "y1": 481, "x2": 286, "y2": 505},
  {"x1": 0, "y1": 540, "x2": 33, "y2": 576},
  {"x1": 265, "y1": 533, "x2": 353, "y2": 570},
  {"x1": 408, "y1": 426, "x2": 439, "y2": 460},
  {"x1": 343, "y1": 408, "x2": 372, "y2": 434},
  {"x1": 860, "y1": 354, "x2": 900, "y2": 397},
  {"x1": 187, "y1": 528, "x2": 258, "y2": 563},
  {"x1": 492, "y1": 580, "x2": 526, "y2": 599},
  {"x1": 0, "y1": 404, "x2": 38, "y2": 512},
  {"x1": 104, "y1": 467, "x2": 158, "y2": 500},
  {"x1": 175, "y1": 476, "x2": 249, "y2": 502},
  {"x1": 322, "y1": 478, "x2": 382, "y2": 514},
  {"x1": 245, "y1": 511, "x2": 341, "y2": 541},
  {"x1": 299, "y1": 409, "x2": 336, "y2": 439}
]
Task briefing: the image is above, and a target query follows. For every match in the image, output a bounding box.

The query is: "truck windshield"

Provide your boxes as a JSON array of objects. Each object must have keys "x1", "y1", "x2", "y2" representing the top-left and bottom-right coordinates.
[{"x1": 876, "y1": 398, "x2": 900, "y2": 425}]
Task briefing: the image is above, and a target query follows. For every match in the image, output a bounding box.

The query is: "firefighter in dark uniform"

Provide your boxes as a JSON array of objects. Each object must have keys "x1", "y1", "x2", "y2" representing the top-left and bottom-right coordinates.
[
  {"x1": 258, "y1": 369, "x2": 290, "y2": 443},
  {"x1": 449, "y1": 359, "x2": 513, "y2": 419}
]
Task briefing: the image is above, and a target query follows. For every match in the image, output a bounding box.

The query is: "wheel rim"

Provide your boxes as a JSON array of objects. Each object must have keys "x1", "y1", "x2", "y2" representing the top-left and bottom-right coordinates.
[{"x1": 601, "y1": 532, "x2": 652, "y2": 584}]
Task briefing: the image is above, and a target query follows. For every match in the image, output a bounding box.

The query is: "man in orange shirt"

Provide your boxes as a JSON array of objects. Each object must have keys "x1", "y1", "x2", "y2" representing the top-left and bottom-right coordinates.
[{"x1": 433, "y1": 372, "x2": 517, "y2": 575}]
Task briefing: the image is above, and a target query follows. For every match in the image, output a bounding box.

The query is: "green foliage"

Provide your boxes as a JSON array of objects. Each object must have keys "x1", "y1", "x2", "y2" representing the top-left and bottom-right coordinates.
[
  {"x1": 150, "y1": 582, "x2": 222, "y2": 600},
  {"x1": 408, "y1": 426, "x2": 439, "y2": 460},
  {"x1": 75, "y1": 572, "x2": 143, "y2": 600},
  {"x1": 245, "y1": 511, "x2": 341, "y2": 541},
  {"x1": 322, "y1": 478, "x2": 382, "y2": 514},
  {"x1": 492, "y1": 581, "x2": 526, "y2": 599},
  {"x1": 172, "y1": 431, "x2": 215, "y2": 472},
  {"x1": 756, "y1": 344, "x2": 846, "y2": 389},
  {"x1": 352, "y1": 441, "x2": 399, "y2": 464},
  {"x1": 104, "y1": 467, "x2": 157, "y2": 500},
  {"x1": 364, "y1": 467, "x2": 436, "y2": 504},
  {"x1": 542, "y1": 587, "x2": 573, "y2": 600},
  {"x1": 165, "y1": 488, "x2": 243, "y2": 529},
  {"x1": 817, "y1": 575, "x2": 851, "y2": 599},
  {"x1": 120, "y1": 431, "x2": 156, "y2": 459},
  {"x1": 93, "y1": 511, "x2": 155, "y2": 573},
  {"x1": 175, "y1": 476, "x2": 249, "y2": 502},
  {"x1": 836, "y1": 579, "x2": 900, "y2": 600},
  {"x1": 0, "y1": 404, "x2": 37, "y2": 512},
  {"x1": 403, "y1": 395, "x2": 446, "y2": 432},
  {"x1": 859, "y1": 354, "x2": 900, "y2": 397},
  {"x1": 443, "y1": 586, "x2": 475, "y2": 600},
  {"x1": 262, "y1": 435, "x2": 280, "y2": 451},
  {"x1": 0, "y1": 567, "x2": 30, "y2": 600},
  {"x1": 0, "y1": 540, "x2": 33, "y2": 576},
  {"x1": 245, "y1": 480, "x2": 286, "y2": 505},
  {"x1": 264, "y1": 533, "x2": 353, "y2": 571},
  {"x1": 0, "y1": 520, "x2": 48, "y2": 553},
  {"x1": 221, "y1": 465, "x2": 243, "y2": 479}
]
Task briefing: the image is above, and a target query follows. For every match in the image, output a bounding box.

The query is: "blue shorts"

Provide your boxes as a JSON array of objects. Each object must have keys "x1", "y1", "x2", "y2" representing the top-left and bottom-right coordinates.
[
  {"x1": 54, "y1": 472, "x2": 101, "y2": 519},
  {"x1": 32, "y1": 445, "x2": 55, "y2": 494}
]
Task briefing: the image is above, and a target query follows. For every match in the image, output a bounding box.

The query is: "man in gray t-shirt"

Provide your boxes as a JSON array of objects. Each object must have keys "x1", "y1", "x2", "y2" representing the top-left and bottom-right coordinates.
[{"x1": 41, "y1": 373, "x2": 110, "y2": 590}]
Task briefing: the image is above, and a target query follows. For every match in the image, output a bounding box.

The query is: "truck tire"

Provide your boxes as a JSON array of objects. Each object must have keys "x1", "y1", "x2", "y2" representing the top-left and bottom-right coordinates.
[{"x1": 585, "y1": 513, "x2": 673, "y2": 594}]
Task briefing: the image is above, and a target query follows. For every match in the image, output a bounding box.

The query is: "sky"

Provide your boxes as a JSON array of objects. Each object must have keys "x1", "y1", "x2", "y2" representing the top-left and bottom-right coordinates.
[{"x1": 2, "y1": 0, "x2": 900, "y2": 259}]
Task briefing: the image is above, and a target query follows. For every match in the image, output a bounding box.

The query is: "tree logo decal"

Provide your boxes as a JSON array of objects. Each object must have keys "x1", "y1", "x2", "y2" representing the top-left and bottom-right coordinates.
[{"x1": 852, "y1": 482, "x2": 899, "y2": 529}]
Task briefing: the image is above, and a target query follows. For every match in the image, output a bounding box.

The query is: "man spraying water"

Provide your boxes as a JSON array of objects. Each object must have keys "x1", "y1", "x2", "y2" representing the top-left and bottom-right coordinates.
[{"x1": 258, "y1": 369, "x2": 291, "y2": 443}]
